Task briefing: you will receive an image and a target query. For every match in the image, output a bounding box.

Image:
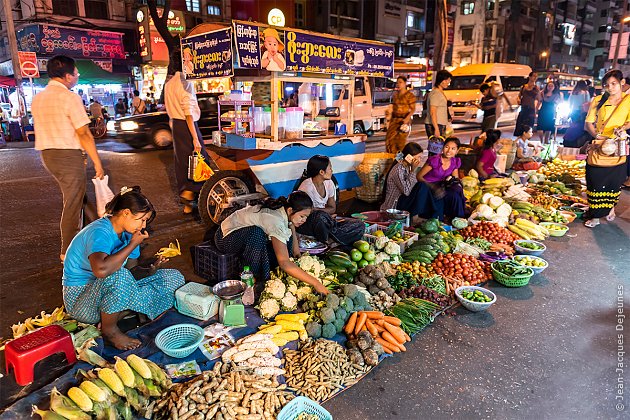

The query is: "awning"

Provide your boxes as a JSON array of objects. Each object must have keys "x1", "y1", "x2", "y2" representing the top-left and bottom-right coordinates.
[
  {"x1": 0, "y1": 75, "x2": 16, "y2": 87},
  {"x1": 35, "y1": 60, "x2": 131, "y2": 85}
]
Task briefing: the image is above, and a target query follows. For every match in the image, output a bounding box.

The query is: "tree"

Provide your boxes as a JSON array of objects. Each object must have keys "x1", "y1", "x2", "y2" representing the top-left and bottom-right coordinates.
[{"x1": 144, "y1": 0, "x2": 181, "y2": 76}]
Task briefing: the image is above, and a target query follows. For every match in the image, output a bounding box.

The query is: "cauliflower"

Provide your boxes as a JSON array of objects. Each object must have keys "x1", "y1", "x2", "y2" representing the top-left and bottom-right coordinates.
[
  {"x1": 295, "y1": 286, "x2": 312, "y2": 301},
  {"x1": 286, "y1": 280, "x2": 298, "y2": 295},
  {"x1": 375, "y1": 235, "x2": 389, "y2": 250},
  {"x1": 374, "y1": 251, "x2": 391, "y2": 265},
  {"x1": 280, "y1": 292, "x2": 298, "y2": 311},
  {"x1": 265, "y1": 278, "x2": 286, "y2": 299},
  {"x1": 258, "y1": 298, "x2": 280, "y2": 319},
  {"x1": 384, "y1": 241, "x2": 401, "y2": 256},
  {"x1": 297, "y1": 254, "x2": 325, "y2": 278}
]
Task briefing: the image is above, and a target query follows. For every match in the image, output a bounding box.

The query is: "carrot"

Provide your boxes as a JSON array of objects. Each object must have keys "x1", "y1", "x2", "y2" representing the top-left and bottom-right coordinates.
[
  {"x1": 376, "y1": 336, "x2": 400, "y2": 353},
  {"x1": 383, "y1": 316, "x2": 402, "y2": 326},
  {"x1": 382, "y1": 331, "x2": 405, "y2": 351},
  {"x1": 375, "y1": 319, "x2": 385, "y2": 326},
  {"x1": 382, "y1": 322, "x2": 407, "y2": 344},
  {"x1": 403, "y1": 331, "x2": 411, "y2": 342},
  {"x1": 344, "y1": 312, "x2": 358, "y2": 335},
  {"x1": 354, "y1": 312, "x2": 368, "y2": 336},
  {"x1": 360, "y1": 311, "x2": 384, "y2": 320},
  {"x1": 380, "y1": 345, "x2": 393, "y2": 355},
  {"x1": 365, "y1": 320, "x2": 378, "y2": 337},
  {"x1": 373, "y1": 323, "x2": 385, "y2": 333}
]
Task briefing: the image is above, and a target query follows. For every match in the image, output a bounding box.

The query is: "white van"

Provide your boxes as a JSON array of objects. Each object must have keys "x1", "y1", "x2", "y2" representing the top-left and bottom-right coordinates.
[{"x1": 444, "y1": 63, "x2": 532, "y2": 125}]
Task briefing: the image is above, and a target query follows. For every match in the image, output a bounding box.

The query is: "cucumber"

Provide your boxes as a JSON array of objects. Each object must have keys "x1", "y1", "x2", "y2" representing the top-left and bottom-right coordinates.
[
  {"x1": 328, "y1": 254, "x2": 355, "y2": 269},
  {"x1": 410, "y1": 244, "x2": 434, "y2": 252},
  {"x1": 326, "y1": 265, "x2": 348, "y2": 275},
  {"x1": 326, "y1": 250, "x2": 351, "y2": 260}
]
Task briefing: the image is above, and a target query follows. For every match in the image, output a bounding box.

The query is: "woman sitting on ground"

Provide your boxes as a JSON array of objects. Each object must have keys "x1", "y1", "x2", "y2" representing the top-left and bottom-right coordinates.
[
  {"x1": 381, "y1": 142, "x2": 424, "y2": 213},
  {"x1": 62, "y1": 187, "x2": 185, "y2": 350},
  {"x1": 475, "y1": 129, "x2": 503, "y2": 180},
  {"x1": 215, "y1": 191, "x2": 329, "y2": 295},
  {"x1": 413, "y1": 137, "x2": 466, "y2": 221},
  {"x1": 512, "y1": 125, "x2": 541, "y2": 169},
  {"x1": 297, "y1": 155, "x2": 365, "y2": 247}
]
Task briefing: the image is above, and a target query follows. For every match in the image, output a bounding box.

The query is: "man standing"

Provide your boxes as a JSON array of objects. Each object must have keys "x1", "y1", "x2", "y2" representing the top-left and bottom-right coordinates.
[
  {"x1": 131, "y1": 90, "x2": 146, "y2": 115},
  {"x1": 88, "y1": 98, "x2": 104, "y2": 119},
  {"x1": 32, "y1": 55, "x2": 104, "y2": 262},
  {"x1": 478, "y1": 83, "x2": 499, "y2": 132}
]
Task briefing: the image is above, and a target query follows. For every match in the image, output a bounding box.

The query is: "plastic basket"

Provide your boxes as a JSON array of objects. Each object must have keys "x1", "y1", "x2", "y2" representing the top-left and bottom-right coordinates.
[
  {"x1": 175, "y1": 282, "x2": 220, "y2": 321},
  {"x1": 354, "y1": 153, "x2": 395, "y2": 203},
  {"x1": 155, "y1": 324, "x2": 204, "y2": 358},
  {"x1": 491, "y1": 262, "x2": 534, "y2": 287},
  {"x1": 277, "y1": 396, "x2": 333, "y2": 420},
  {"x1": 364, "y1": 224, "x2": 418, "y2": 254},
  {"x1": 190, "y1": 241, "x2": 241, "y2": 285}
]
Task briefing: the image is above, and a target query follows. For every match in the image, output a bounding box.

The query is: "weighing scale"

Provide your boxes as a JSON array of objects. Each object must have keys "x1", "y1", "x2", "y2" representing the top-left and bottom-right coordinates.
[{"x1": 212, "y1": 280, "x2": 247, "y2": 327}]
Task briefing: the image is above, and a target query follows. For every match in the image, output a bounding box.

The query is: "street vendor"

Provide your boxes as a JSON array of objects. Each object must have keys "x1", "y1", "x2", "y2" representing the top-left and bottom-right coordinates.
[
  {"x1": 475, "y1": 129, "x2": 503, "y2": 180},
  {"x1": 214, "y1": 191, "x2": 329, "y2": 296},
  {"x1": 385, "y1": 76, "x2": 416, "y2": 154},
  {"x1": 296, "y1": 155, "x2": 365, "y2": 247},
  {"x1": 62, "y1": 187, "x2": 185, "y2": 350}
]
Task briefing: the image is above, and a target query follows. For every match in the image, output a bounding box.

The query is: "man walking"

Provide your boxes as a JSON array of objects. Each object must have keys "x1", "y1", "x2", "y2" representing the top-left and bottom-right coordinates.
[{"x1": 32, "y1": 55, "x2": 104, "y2": 262}]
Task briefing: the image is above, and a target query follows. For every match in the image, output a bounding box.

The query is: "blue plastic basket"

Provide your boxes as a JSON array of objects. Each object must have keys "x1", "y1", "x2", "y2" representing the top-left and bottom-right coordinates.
[
  {"x1": 155, "y1": 324, "x2": 204, "y2": 358},
  {"x1": 278, "y1": 397, "x2": 333, "y2": 420}
]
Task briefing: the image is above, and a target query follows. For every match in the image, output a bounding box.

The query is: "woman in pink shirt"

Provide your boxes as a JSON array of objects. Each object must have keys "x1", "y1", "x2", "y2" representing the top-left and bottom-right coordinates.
[{"x1": 475, "y1": 129, "x2": 503, "y2": 180}]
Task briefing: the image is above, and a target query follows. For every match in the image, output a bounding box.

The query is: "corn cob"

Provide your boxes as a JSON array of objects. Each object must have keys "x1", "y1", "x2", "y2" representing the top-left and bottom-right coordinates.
[
  {"x1": 515, "y1": 218, "x2": 549, "y2": 237},
  {"x1": 32, "y1": 406, "x2": 67, "y2": 420},
  {"x1": 258, "y1": 324, "x2": 283, "y2": 335},
  {"x1": 67, "y1": 387, "x2": 93, "y2": 412},
  {"x1": 114, "y1": 357, "x2": 135, "y2": 388},
  {"x1": 49, "y1": 388, "x2": 91, "y2": 420},
  {"x1": 126, "y1": 354, "x2": 152, "y2": 379},
  {"x1": 97, "y1": 368, "x2": 126, "y2": 397},
  {"x1": 275, "y1": 320, "x2": 305, "y2": 331},
  {"x1": 144, "y1": 359, "x2": 172, "y2": 390},
  {"x1": 274, "y1": 331, "x2": 299, "y2": 341},
  {"x1": 275, "y1": 313, "x2": 309, "y2": 322},
  {"x1": 79, "y1": 380, "x2": 108, "y2": 403},
  {"x1": 508, "y1": 225, "x2": 531, "y2": 240}
]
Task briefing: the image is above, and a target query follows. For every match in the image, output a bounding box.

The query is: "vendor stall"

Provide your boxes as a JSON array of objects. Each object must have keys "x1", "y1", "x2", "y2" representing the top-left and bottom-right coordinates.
[{"x1": 181, "y1": 21, "x2": 395, "y2": 226}]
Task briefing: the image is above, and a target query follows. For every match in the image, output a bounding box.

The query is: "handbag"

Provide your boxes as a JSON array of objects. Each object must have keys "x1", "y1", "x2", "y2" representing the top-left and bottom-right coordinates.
[
  {"x1": 427, "y1": 135, "x2": 445, "y2": 154},
  {"x1": 188, "y1": 151, "x2": 214, "y2": 182},
  {"x1": 586, "y1": 95, "x2": 630, "y2": 167}
]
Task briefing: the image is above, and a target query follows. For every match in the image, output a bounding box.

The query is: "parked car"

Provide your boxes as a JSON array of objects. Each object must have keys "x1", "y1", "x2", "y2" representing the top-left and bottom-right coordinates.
[{"x1": 107, "y1": 93, "x2": 220, "y2": 149}]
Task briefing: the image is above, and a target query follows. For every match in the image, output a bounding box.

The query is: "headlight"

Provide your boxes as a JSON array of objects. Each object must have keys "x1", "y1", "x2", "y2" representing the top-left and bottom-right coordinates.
[
  {"x1": 556, "y1": 101, "x2": 571, "y2": 119},
  {"x1": 120, "y1": 121, "x2": 139, "y2": 131},
  {"x1": 106, "y1": 121, "x2": 115, "y2": 131}
]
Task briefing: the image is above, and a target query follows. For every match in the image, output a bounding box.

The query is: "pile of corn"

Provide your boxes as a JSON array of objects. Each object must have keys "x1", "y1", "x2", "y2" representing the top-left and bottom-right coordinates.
[
  {"x1": 256, "y1": 313, "x2": 310, "y2": 346},
  {"x1": 32, "y1": 355, "x2": 170, "y2": 419}
]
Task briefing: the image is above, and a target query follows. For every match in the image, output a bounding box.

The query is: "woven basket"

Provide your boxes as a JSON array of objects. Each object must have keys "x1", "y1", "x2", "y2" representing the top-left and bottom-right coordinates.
[
  {"x1": 491, "y1": 262, "x2": 534, "y2": 287},
  {"x1": 277, "y1": 397, "x2": 332, "y2": 420},
  {"x1": 155, "y1": 324, "x2": 204, "y2": 358},
  {"x1": 355, "y1": 153, "x2": 395, "y2": 203}
]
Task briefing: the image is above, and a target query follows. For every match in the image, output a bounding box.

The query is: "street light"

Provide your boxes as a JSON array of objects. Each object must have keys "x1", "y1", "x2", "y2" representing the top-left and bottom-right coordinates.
[{"x1": 541, "y1": 51, "x2": 549, "y2": 69}]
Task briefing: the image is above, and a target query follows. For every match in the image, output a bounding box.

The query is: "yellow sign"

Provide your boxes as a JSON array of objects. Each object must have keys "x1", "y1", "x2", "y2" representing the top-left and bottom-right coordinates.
[{"x1": 267, "y1": 8, "x2": 286, "y2": 27}]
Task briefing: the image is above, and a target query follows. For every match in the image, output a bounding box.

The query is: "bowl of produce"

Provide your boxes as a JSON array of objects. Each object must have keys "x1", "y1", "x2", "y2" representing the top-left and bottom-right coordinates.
[
  {"x1": 560, "y1": 206, "x2": 584, "y2": 219},
  {"x1": 513, "y1": 240, "x2": 546, "y2": 256},
  {"x1": 558, "y1": 210, "x2": 577, "y2": 224},
  {"x1": 491, "y1": 260, "x2": 534, "y2": 287},
  {"x1": 539, "y1": 222, "x2": 569, "y2": 237},
  {"x1": 155, "y1": 324, "x2": 204, "y2": 358},
  {"x1": 513, "y1": 255, "x2": 548, "y2": 275},
  {"x1": 455, "y1": 286, "x2": 496, "y2": 312}
]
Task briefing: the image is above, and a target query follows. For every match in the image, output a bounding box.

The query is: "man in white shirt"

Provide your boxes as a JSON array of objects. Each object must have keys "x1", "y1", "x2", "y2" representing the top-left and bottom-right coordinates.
[
  {"x1": 32, "y1": 55, "x2": 104, "y2": 262},
  {"x1": 88, "y1": 99, "x2": 104, "y2": 119},
  {"x1": 164, "y1": 63, "x2": 208, "y2": 214},
  {"x1": 131, "y1": 89, "x2": 146, "y2": 115}
]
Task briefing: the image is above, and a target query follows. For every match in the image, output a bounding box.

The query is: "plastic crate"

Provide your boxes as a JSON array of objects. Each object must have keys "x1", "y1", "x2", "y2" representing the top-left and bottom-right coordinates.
[
  {"x1": 363, "y1": 224, "x2": 419, "y2": 254},
  {"x1": 277, "y1": 396, "x2": 332, "y2": 420},
  {"x1": 174, "y1": 282, "x2": 220, "y2": 321},
  {"x1": 190, "y1": 241, "x2": 241, "y2": 285}
]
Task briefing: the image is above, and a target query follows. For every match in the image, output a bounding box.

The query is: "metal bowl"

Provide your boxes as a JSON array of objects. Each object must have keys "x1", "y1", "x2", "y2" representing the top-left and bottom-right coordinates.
[
  {"x1": 385, "y1": 209, "x2": 409, "y2": 221},
  {"x1": 513, "y1": 240, "x2": 546, "y2": 256},
  {"x1": 455, "y1": 286, "x2": 496, "y2": 312},
  {"x1": 212, "y1": 280, "x2": 246, "y2": 300}
]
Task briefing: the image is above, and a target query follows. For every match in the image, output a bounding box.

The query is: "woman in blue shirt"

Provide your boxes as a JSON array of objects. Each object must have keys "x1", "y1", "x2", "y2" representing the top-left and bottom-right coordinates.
[{"x1": 62, "y1": 187, "x2": 184, "y2": 350}]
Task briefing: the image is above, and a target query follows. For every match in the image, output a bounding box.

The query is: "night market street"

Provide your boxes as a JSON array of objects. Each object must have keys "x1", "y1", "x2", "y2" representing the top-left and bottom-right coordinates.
[{"x1": 1, "y1": 131, "x2": 628, "y2": 419}]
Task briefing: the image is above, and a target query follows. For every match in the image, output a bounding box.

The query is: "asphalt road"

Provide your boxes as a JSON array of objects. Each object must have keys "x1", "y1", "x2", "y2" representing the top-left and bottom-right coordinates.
[{"x1": 1, "y1": 127, "x2": 629, "y2": 418}]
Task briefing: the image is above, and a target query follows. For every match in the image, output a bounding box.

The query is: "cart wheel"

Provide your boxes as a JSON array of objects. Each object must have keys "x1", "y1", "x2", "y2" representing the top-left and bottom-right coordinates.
[{"x1": 199, "y1": 171, "x2": 255, "y2": 227}]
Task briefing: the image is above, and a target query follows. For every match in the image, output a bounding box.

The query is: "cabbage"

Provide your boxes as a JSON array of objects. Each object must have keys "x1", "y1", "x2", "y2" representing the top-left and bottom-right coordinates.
[
  {"x1": 476, "y1": 204, "x2": 495, "y2": 219},
  {"x1": 488, "y1": 196, "x2": 505, "y2": 209},
  {"x1": 495, "y1": 203, "x2": 513, "y2": 217},
  {"x1": 481, "y1": 193, "x2": 495, "y2": 205},
  {"x1": 461, "y1": 176, "x2": 479, "y2": 188},
  {"x1": 469, "y1": 169, "x2": 479, "y2": 178}
]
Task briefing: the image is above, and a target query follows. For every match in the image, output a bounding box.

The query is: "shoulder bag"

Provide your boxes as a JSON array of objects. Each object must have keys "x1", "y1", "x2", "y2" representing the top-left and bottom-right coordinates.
[{"x1": 586, "y1": 95, "x2": 629, "y2": 167}]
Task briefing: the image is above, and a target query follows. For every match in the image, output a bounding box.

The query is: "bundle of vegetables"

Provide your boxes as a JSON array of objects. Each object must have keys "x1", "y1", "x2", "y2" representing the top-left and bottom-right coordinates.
[
  {"x1": 488, "y1": 242, "x2": 514, "y2": 256},
  {"x1": 257, "y1": 264, "x2": 322, "y2": 319},
  {"x1": 464, "y1": 237, "x2": 492, "y2": 250},
  {"x1": 502, "y1": 184, "x2": 531, "y2": 201},
  {"x1": 396, "y1": 261, "x2": 434, "y2": 279},
  {"x1": 415, "y1": 218, "x2": 441, "y2": 235},
  {"x1": 369, "y1": 233, "x2": 403, "y2": 265},
  {"x1": 302, "y1": 284, "x2": 371, "y2": 339},
  {"x1": 477, "y1": 252, "x2": 511, "y2": 263},
  {"x1": 387, "y1": 270, "x2": 418, "y2": 292},
  {"x1": 507, "y1": 218, "x2": 550, "y2": 241},
  {"x1": 385, "y1": 298, "x2": 441, "y2": 335},
  {"x1": 354, "y1": 263, "x2": 396, "y2": 297},
  {"x1": 343, "y1": 310, "x2": 410, "y2": 354},
  {"x1": 221, "y1": 334, "x2": 284, "y2": 376},
  {"x1": 457, "y1": 221, "x2": 521, "y2": 246},
  {"x1": 402, "y1": 232, "x2": 450, "y2": 264},
  {"x1": 418, "y1": 275, "x2": 448, "y2": 295},
  {"x1": 468, "y1": 194, "x2": 513, "y2": 227},
  {"x1": 527, "y1": 191, "x2": 562, "y2": 211},
  {"x1": 9, "y1": 306, "x2": 73, "y2": 341},
  {"x1": 346, "y1": 330, "x2": 386, "y2": 367},
  {"x1": 530, "y1": 179, "x2": 576, "y2": 196},
  {"x1": 369, "y1": 290, "x2": 402, "y2": 312},
  {"x1": 284, "y1": 339, "x2": 371, "y2": 402},
  {"x1": 430, "y1": 253, "x2": 492, "y2": 294},
  {"x1": 33, "y1": 355, "x2": 170, "y2": 419},
  {"x1": 323, "y1": 250, "x2": 357, "y2": 284},
  {"x1": 492, "y1": 260, "x2": 534, "y2": 277},
  {"x1": 149, "y1": 361, "x2": 294, "y2": 419},
  {"x1": 397, "y1": 285, "x2": 455, "y2": 308},
  {"x1": 255, "y1": 313, "x2": 310, "y2": 346}
]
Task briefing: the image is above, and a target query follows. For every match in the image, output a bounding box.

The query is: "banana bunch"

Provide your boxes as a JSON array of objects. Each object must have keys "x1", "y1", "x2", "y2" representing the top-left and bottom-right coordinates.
[
  {"x1": 11, "y1": 306, "x2": 67, "y2": 338},
  {"x1": 155, "y1": 239, "x2": 181, "y2": 258},
  {"x1": 508, "y1": 218, "x2": 550, "y2": 240},
  {"x1": 33, "y1": 355, "x2": 171, "y2": 420}
]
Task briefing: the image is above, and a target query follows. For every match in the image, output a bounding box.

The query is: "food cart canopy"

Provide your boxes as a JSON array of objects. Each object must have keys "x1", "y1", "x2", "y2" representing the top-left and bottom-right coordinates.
[{"x1": 35, "y1": 60, "x2": 130, "y2": 85}]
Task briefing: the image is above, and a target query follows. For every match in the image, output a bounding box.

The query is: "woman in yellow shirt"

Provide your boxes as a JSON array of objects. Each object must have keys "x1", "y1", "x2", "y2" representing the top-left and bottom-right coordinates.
[{"x1": 583, "y1": 69, "x2": 630, "y2": 228}]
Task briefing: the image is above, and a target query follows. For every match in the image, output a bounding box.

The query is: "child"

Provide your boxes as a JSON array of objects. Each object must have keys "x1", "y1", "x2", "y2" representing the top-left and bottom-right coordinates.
[
  {"x1": 261, "y1": 28, "x2": 286, "y2": 71},
  {"x1": 475, "y1": 129, "x2": 503, "y2": 180},
  {"x1": 514, "y1": 125, "x2": 541, "y2": 167},
  {"x1": 62, "y1": 186, "x2": 185, "y2": 350}
]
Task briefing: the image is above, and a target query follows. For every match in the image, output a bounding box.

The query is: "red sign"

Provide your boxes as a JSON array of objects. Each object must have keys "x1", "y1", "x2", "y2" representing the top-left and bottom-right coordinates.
[{"x1": 18, "y1": 51, "x2": 39, "y2": 78}]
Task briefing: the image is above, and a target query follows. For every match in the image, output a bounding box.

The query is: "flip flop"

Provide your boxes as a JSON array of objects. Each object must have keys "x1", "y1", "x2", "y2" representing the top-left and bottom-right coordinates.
[
  {"x1": 606, "y1": 213, "x2": 616, "y2": 222},
  {"x1": 621, "y1": 184, "x2": 630, "y2": 190},
  {"x1": 584, "y1": 218, "x2": 600, "y2": 228}
]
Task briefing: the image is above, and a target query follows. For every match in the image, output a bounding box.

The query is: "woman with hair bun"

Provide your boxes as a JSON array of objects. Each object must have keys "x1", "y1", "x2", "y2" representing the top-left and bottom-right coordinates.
[
  {"x1": 62, "y1": 186, "x2": 185, "y2": 350},
  {"x1": 215, "y1": 191, "x2": 329, "y2": 295}
]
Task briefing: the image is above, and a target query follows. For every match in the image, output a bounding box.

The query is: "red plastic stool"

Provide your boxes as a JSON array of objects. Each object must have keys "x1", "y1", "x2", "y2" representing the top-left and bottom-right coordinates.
[{"x1": 5, "y1": 325, "x2": 77, "y2": 386}]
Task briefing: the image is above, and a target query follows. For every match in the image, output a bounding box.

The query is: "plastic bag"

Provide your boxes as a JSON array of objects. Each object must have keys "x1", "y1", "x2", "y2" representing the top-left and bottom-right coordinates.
[
  {"x1": 193, "y1": 152, "x2": 213, "y2": 182},
  {"x1": 92, "y1": 175, "x2": 114, "y2": 217}
]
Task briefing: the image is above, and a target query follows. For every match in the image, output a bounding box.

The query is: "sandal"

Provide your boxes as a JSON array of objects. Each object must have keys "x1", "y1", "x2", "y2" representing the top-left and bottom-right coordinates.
[{"x1": 584, "y1": 218, "x2": 600, "y2": 228}]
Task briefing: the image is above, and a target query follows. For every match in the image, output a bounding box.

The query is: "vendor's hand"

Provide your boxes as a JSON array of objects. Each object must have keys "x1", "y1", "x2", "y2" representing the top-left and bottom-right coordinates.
[
  {"x1": 131, "y1": 229, "x2": 149, "y2": 245},
  {"x1": 313, "y1": 282, "x2": 329, "y2": 295}
]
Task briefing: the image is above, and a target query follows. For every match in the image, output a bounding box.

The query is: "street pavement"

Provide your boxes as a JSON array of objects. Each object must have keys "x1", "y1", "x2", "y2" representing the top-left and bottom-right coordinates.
[{"x1": 1, "y1": 127, "x2": 629, "y2": 418}]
